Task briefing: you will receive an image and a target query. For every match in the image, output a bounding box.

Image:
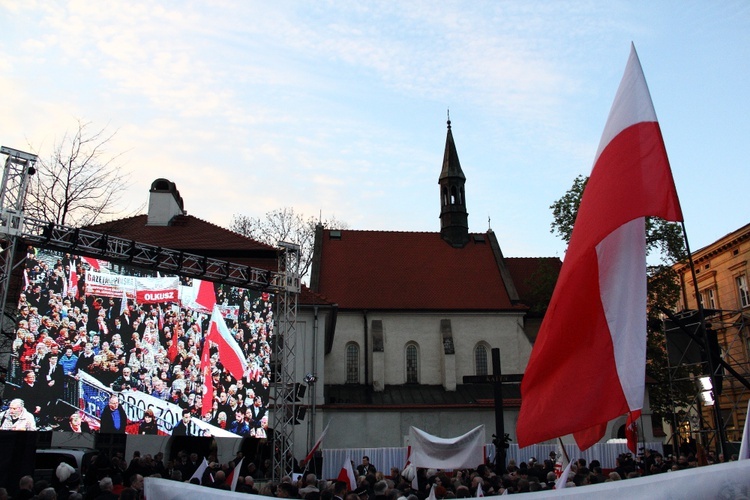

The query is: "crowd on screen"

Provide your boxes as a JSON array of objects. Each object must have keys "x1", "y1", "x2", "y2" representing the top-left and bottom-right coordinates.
[{"x1": 3, "y1": 248, "x2": 274, "y2": 436}]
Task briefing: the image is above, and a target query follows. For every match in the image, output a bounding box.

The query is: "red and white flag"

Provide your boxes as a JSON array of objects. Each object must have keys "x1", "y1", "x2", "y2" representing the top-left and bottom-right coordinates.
[
  {"x1": 205, "y1": 304, "x2": 248, "y2": 381},
  {"x1": 626, "y1": 409, "x2": 641, "y2": 454},
  {"x1": 189, "y1": 458, "x2": 209, "y2": 483},
  {"x1": 474, "y1": 482, "x2": 483, "y2": 498},
  {"x1": 196, "y1": 279, "x2": 217, "y2": 311},
  {"x1": 337, "y1": 457, "x2": 357, "y2": 492},
  {"x1": 81, "y1": 255, "x2": 102, "y2": 271},
  {"x1": 228, "y1": 457, "x2": 244, "y2": 491},
  {"x1": 303, "y1": 421, "x2": 330, "y2": 465},
  {"x1": 69, "y1": 268, "x2": 79, "y2": 299},
  {"x1": 517, "y1": 44, "x2": 683, "y2": 450},
  {"x1": 402, "y1": 446, "x2": 418, "y2": 490}
]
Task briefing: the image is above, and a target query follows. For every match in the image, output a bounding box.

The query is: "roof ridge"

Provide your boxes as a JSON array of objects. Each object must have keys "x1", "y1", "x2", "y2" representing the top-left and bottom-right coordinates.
[{"x1": 187, "y1": 214, "x2": 276, "y2": 251}]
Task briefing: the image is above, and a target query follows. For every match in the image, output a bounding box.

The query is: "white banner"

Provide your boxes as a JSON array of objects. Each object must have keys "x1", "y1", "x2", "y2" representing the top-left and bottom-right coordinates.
[
  {"x1": 146, "y1": 477, "x2": 268, "y2": 499},
  {"x1": 77, "y1": 372, "x2": 237, "y2": 438},
  {"x1": 118, "y1": 389, "x2": 239, "y2": 438},
  {"x1": 85, "y1": 270, "x2": 137, "y2": 298},
  {"x1": 147, "y1": 461, "x2": 750, "y2": 499},
  {"x1": 408, "y1": 425, "x2": 485, "y2": 470}
]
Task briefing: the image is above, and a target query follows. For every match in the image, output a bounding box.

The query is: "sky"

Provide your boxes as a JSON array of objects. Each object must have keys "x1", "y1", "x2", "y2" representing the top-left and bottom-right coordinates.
[{"x1": 1, "y1": 1, "x2": 748, "y2": 261}]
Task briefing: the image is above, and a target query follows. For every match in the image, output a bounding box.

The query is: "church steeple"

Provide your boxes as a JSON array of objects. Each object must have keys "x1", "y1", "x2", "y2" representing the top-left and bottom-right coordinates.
[{"x1": 439, "y1": 117, "x2": 469, "y2": 247}]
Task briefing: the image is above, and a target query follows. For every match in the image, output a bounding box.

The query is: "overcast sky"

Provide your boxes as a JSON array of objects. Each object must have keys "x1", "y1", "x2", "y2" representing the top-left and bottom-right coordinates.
[{"x1": 1, "y1": 1, "x2": 747, "y2": 260}]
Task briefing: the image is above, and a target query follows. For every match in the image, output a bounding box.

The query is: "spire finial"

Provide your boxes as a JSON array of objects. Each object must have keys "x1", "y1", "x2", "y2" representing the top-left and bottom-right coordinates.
[
  {"x1": 447, "y1": 108, "x2": 451, "y2": 129},
  {"x1": 488, "y1": 214, "x2": 492, "y2": 230}
]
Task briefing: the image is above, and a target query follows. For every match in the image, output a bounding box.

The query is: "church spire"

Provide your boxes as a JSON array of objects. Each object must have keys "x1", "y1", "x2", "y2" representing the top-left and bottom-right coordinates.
[{"x1": 439, "y1": 116, "x2": 469, "y2": 247}]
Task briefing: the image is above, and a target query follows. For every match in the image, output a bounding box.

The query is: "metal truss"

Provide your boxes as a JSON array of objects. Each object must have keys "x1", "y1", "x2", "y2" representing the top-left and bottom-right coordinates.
[
  {"x1": 0, "y1": 147, "x2": 38, "y2": 354},
  {"x1": 272, "y1": 241, "x2": 301, "y2": 481}
]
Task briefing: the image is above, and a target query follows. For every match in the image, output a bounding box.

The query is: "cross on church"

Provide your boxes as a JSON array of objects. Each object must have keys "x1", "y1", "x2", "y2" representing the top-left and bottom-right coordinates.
[{"x1": 463, "y1": 348, "x2": 522, "y2": 474}]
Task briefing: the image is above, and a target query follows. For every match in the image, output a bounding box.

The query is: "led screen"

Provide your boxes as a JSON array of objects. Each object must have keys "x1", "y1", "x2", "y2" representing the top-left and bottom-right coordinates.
[{"x1": 3, "y1": 246, "x2": 273, "y2": 437}]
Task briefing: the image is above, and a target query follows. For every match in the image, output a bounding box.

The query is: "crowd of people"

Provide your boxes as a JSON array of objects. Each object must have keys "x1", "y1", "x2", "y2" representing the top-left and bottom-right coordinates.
[
  {"x1": 0, "y1": 446, "x2": 739, "y2": 499},
  {"x1": 4, "y1": 248, "x2": 275, "y2": 436}
]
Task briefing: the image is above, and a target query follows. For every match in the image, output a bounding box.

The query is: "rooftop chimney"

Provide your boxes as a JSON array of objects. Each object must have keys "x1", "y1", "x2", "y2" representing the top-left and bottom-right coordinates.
[{"x1": 147, "y1": 178, "x2": 184, "y2": 226}]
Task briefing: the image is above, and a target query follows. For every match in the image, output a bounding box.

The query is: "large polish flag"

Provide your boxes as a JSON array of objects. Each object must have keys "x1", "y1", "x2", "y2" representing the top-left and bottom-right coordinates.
[
  {"x1": 517, "y1": 44, "x2": 683, "y2": 450},
  {"x1": 205, "y1": 304, "x2": 248, "y2": 381}
]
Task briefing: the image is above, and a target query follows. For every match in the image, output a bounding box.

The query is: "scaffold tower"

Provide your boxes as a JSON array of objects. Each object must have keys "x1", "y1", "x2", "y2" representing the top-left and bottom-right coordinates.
[
  {"x1": 0, "y1": 146, "x2": 38, "y2": 360},
  {"x1": 273, "y1": 241, "x2": 301, "y2": 481}
]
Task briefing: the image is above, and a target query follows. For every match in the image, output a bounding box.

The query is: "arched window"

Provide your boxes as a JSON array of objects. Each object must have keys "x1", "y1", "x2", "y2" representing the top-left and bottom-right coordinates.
[
  {"x1": 346, "y1": 343, "x2": 359, "y2": 384},
  {"x1": 450, "y1": 186, "x2": 458, "y2": 204},
  {"x1": 406, "y1": 343, "x2": 419, "y2": 383},
  {"x1": 442, "y1": 187, "x2": 449, "y2": 207},
  {"x1": 475, "y1": 344, "x2": 488, "y2": 376}
]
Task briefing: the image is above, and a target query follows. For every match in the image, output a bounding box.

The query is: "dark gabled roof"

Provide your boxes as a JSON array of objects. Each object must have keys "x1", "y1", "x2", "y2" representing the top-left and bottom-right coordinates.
[
  {"x1": 87, "y1": 214, "x2": 276, "y2": 252},
  {"x1": 505, "y1": 257, "x2": 563, "y2": 316},
  {"x1": 314, "y1": 229, "x2": 526, "y2": 311},
  {"x1": 324, "y1": 384, "x2": 520, "y2": 408},
  {"x1": 85, "y1": 214, "x2": 278, "y2": 269}
]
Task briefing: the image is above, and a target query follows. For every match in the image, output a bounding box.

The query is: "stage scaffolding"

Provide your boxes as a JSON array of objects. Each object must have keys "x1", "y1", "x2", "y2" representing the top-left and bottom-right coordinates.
[
  {"x1": 664, "y1": 308, "x2": 750, "y2": 458},
  {"x1": 0, "y1": 146, "x2": 301, "y2": 478}
]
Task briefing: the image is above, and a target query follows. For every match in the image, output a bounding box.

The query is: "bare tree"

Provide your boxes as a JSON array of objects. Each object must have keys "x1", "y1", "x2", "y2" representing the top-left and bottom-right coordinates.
[
  {"x1": 26, "y1": 120, "x2": 132, "y2": 227},
  {"x1": 230, "y1": 208, "x2": 348, "y2": 282}
]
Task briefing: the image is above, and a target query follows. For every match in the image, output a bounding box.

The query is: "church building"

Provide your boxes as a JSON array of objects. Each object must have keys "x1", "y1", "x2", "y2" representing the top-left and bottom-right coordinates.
[{"x1": 302, "y1": 120, "x2": 562, "y2": 451}]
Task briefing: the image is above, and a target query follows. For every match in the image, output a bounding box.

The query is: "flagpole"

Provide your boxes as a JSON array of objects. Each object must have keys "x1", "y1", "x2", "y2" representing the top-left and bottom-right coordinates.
[
  {"x1": 556, "y1": 438, "x2": 570, "y2": 464},
  {"x1": 679, "y1": 221, "x2": 729, "y2": 459}
]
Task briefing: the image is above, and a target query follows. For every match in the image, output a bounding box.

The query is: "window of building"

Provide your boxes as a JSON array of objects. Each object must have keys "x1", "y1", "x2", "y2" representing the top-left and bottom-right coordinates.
[
  {"x1": 475, "y1": 344, "x2": 488, "y2": 376},
  {"x1": 346, "y1": 343, "x2": 359, "y2": 384},
  {"x1": 701, "y1": 288, "x2": 717, "y2": 309},
  {"x1": 737, "y1": 275, "x2": 750, "y2": 308},
  {"x1": 406, "y1": 344, "x2": 419, "y2": 384}
]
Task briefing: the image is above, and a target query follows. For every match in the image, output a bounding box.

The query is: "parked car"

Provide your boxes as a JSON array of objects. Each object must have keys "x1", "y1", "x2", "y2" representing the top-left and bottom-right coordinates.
[{"x1": 34, "y1": 447, "x2": 99, "y2": 485}]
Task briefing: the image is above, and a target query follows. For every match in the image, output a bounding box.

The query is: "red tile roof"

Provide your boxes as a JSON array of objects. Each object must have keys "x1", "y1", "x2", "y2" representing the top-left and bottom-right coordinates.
[
  {"x1": 314, "y1": 229, "x2": 529, "y2": 311},
  {"x1": 505, "y1": 257, "x2": 563, "y2": 312}
]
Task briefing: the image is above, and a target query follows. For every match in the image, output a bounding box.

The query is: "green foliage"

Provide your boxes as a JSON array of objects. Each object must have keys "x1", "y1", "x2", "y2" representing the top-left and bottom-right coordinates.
[{"x1": 549, "y1": 175, "x2": 587, "y2": 244}]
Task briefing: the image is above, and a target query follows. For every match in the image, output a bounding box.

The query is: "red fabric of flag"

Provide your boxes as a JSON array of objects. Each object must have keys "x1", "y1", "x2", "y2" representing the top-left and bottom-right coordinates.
[
  {"x1": 205, "y1": 304, "x2": 248, "y2": 381},
  {"x1": 626, "y1": 409, "x2": 641, "y2": 454},
  {"x1": 337, "y1": 457, "x2": 357, "y2": 492},
  {"x1": 517, "y1": 44, "x2": 683, "y2": 450}
]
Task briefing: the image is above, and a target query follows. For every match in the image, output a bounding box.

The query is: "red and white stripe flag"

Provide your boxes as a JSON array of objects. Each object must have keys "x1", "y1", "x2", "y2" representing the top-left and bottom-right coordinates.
[
  {"x1": 337, "y1": 457, "x2": 357, "y2": 492},
  {"x1": 81, "y1": 255, "x2": 102, "y2": 271},
  {"x1": 189, "y1": 458, "x2": 209, "y2": 483},
  {"x1": 626, "y1": 409, "x2": 641, "y2": 454},
  {"x1": 303, "y1": 421, "x2": 330, "y2": 465},
  {"x1": 205, "y1": 304, "x2": 248, "y2": 381},
  {"x1": 517, "y1": 44, "x2": 683, "y2": 450},
  {"x1": 228, "y1": 457, "x2": 244, "y2": 491}
]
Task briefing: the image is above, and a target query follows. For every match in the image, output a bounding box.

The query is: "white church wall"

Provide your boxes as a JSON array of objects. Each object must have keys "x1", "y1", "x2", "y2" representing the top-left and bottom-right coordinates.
[{"x1": 324, "y1": 311, "x2": 531, "y2": 386}]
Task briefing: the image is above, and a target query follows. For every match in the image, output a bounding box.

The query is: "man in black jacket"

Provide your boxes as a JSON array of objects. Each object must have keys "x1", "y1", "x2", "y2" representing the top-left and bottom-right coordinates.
[{"x1": 99, "y1": 394, "x2": 128, "y2": 433}]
